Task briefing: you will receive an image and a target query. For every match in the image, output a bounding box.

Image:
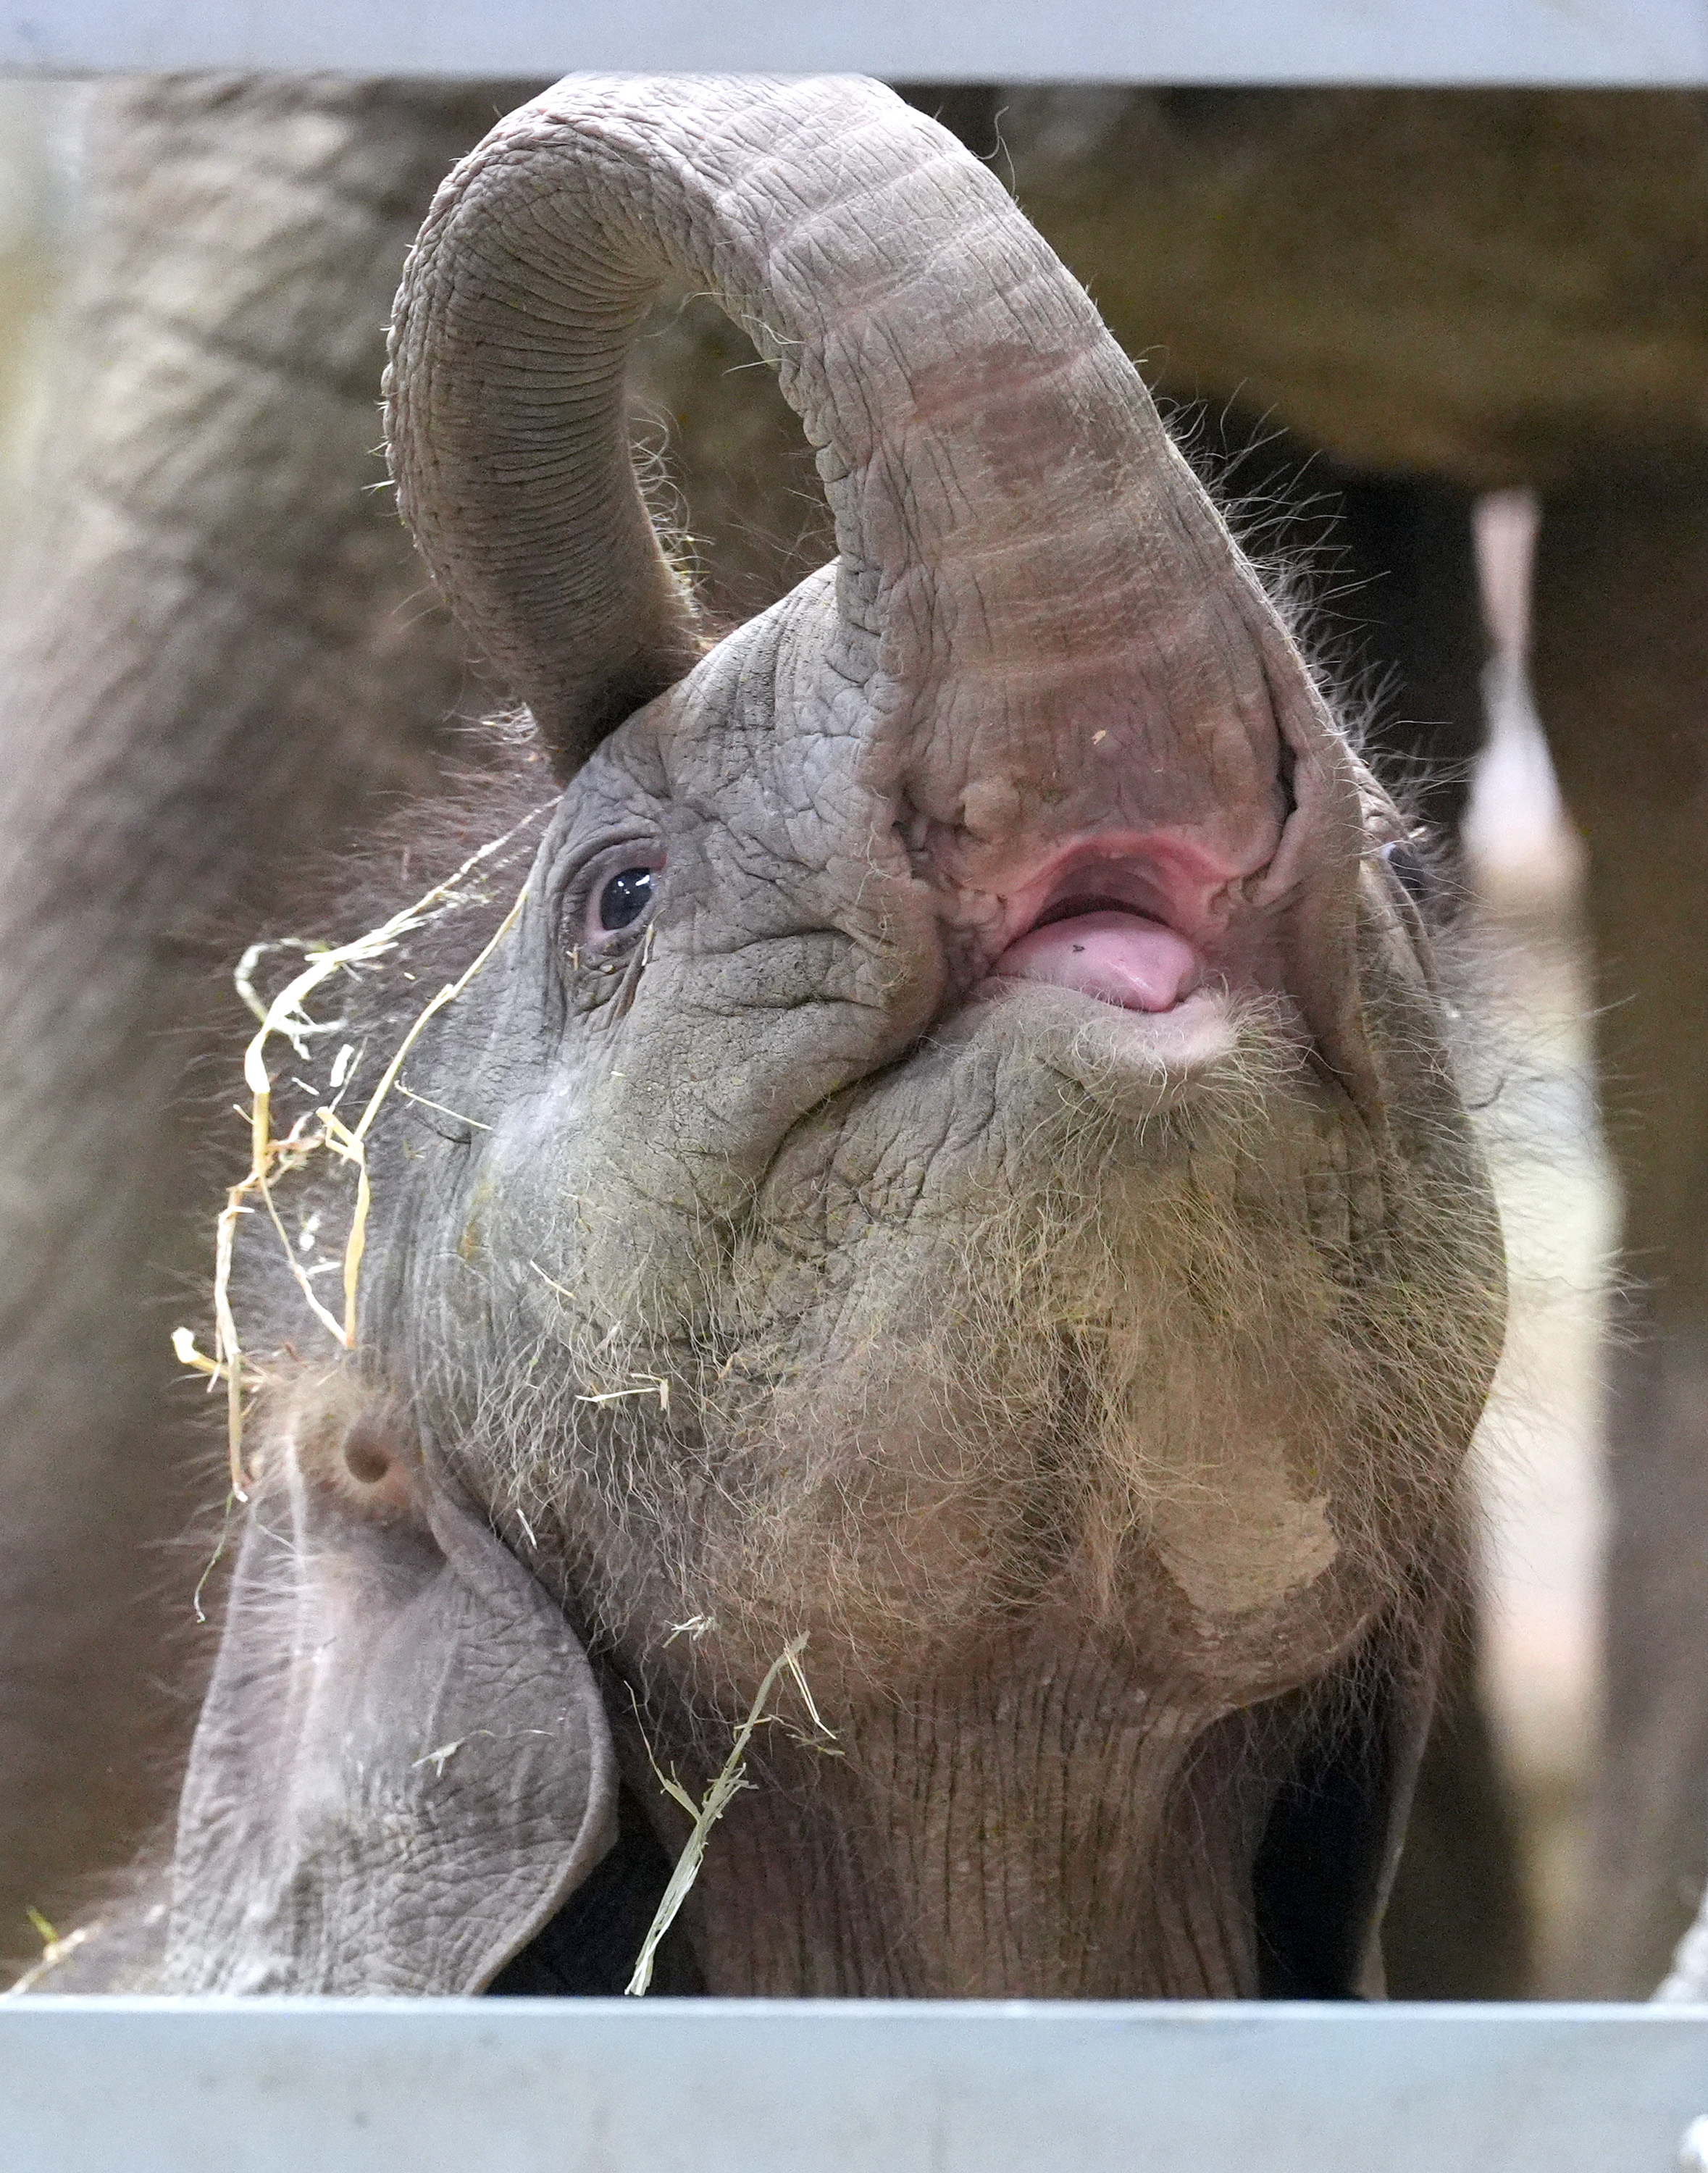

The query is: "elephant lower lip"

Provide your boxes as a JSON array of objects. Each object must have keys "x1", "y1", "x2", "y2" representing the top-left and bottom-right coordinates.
[{"x1": 991, "y1": 910, "x2": 1202, "y2": 1013}]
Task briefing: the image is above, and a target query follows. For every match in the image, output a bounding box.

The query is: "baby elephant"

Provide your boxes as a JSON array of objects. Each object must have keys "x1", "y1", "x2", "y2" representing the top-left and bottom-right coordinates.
[{"x1": 49, "y1": 75, "x2": 1504, "y2": 2000}]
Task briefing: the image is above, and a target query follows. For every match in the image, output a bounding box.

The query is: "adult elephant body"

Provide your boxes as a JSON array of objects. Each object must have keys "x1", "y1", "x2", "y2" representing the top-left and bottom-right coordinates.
[{"x1": 0, "y1": 74, "x2": 533, "y2": 1946}]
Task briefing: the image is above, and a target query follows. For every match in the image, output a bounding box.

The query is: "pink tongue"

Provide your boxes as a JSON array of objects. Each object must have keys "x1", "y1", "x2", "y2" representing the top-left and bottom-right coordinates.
[{"x1": 995, "y1": 910, "x2": 1200, "y2": 1013}]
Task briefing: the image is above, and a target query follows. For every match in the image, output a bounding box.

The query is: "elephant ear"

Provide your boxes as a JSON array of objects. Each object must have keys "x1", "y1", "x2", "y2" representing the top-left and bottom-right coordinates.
[
  {"x1": 162, "y1": 1389, "x2": 617, "y2": 1994},
  {"x1": 1252, "y1": 1611, "x2": 1443, "y2": 2001}
]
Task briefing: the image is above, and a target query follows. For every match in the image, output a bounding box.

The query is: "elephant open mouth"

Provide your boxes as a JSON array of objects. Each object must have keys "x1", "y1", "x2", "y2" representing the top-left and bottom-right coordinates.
[{"x1": 979, "y1": 835, "x2": 1259, "y2": 1014}]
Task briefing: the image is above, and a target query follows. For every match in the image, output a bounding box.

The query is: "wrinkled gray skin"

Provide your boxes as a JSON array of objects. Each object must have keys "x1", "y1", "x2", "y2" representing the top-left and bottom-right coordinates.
[
  {"x1": 52, "y1": 78, "x2": 1504, "y2": 2002},
  {"x1": 0, "y1": 75, "x2": 532, "y2": 1946}
]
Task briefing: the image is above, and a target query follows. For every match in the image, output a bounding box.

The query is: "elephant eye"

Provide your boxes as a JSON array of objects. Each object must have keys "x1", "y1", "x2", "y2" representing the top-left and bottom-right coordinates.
[
  {"x1": 569, "y1": 845, "x2": 664, "y2": 965},
  {"x1": 1381, "y1": 836, "x2": 1435, "y2": 913},
  {"x1": 598, "y1": 866, "x2": 655, "y2": 931}
]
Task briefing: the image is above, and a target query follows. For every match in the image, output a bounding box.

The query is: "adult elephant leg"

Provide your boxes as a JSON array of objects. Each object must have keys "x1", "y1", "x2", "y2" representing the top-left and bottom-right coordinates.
[
  {"x1": 1533, "y1": 463, "x2": 1708, "y2": 1996},
  {"x1": 1381, "y1": 1616, "x2": 1532, "y2": 1996},
  {"x1": 0, "y1": 75, "x2": 535, "y2": 1955}
]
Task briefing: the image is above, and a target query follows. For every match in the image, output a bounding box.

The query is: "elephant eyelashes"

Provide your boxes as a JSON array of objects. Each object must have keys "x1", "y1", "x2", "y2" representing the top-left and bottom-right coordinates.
[{"x1": 598, "y1": 867, "x2": 654, "y2": 931}]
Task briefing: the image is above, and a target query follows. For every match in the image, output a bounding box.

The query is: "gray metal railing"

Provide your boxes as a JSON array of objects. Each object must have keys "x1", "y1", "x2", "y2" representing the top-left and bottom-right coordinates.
[
  {"x1": 4, "y1": 1999, "x2": 1708, "y2": 2172},
  {"x1": 5, "y1": 0, "x2": 1708, "y2": 82}
]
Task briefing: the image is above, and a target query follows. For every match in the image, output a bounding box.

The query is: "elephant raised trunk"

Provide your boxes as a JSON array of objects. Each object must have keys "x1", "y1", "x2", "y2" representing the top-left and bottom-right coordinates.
[
  {"x1": 385, "y1": 77, "x2": 1265, "y2": 759},
  {"x1": 384, "y1": 79, "x2": 1359, "y2": 1082}
]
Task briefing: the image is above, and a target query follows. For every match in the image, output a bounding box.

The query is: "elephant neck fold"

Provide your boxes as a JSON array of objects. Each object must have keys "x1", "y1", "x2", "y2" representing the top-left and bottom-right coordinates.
[{"x1": 608, "y1": 1632, "x2": 1322, "y2": 2000}]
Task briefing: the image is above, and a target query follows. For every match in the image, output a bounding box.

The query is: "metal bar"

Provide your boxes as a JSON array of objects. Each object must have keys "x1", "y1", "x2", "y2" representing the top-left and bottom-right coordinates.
[
  {"x1": 3, "y1": 1999, "x2": 1708, "y2": 2172},
  {"x1": 4, "y1": 0, "x2": 1708, "y2": 83}
]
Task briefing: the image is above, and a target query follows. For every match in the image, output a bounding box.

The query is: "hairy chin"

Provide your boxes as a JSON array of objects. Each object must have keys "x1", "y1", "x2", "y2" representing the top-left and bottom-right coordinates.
[{"x1": 493, "y1": 997, "x2": 1492, "y2": 1710}]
